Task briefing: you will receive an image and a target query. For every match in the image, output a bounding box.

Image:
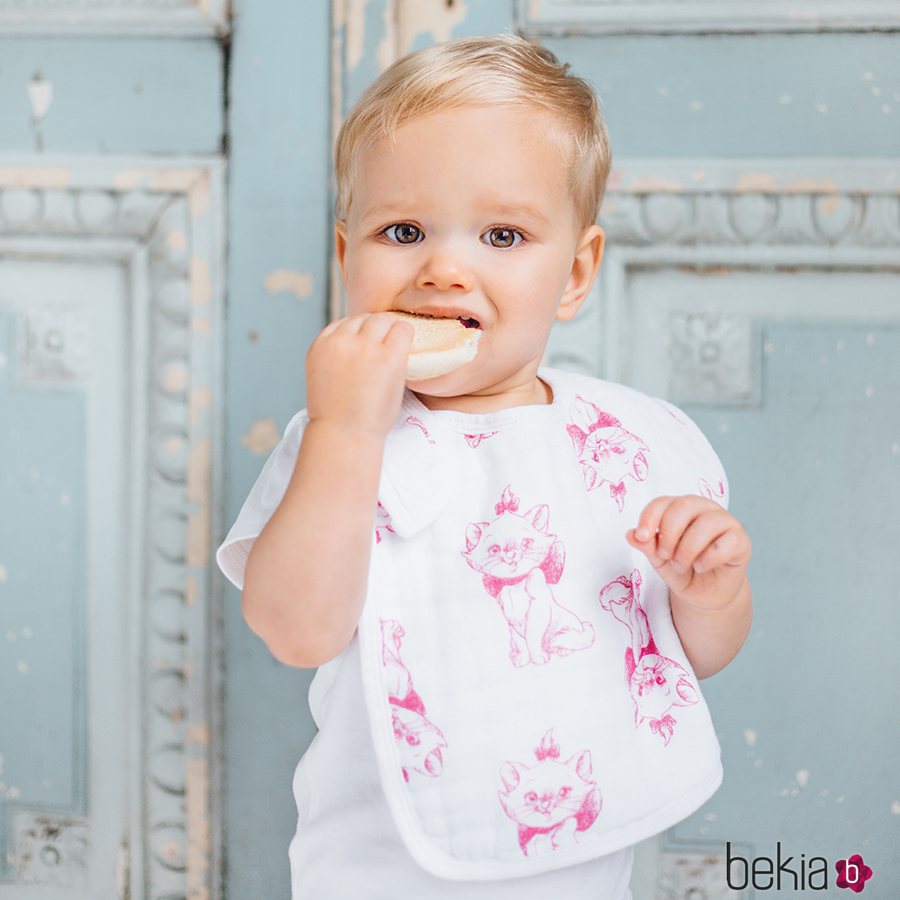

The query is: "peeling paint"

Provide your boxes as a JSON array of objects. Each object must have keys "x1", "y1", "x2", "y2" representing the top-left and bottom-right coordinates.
[
  {"x1": 742, "y1": 728, "x2": 758, "y2": 747},
  {"x1": 151, "y1": 169, "x2": 202, "y2": 193},
  {"x1": 189, "y1": 724, "x2": 210, "y2": 747},
  {"x1": 188, "y1": 436, "x2": 210, "y2": 504},
  {"x1": 396, "y1": 0, "x2": 469, "y2": 56},
  {"x1": 795, "y1": 769, "x2": 810, "y2": 788},
  {"x1": 188, "y1": 385, "x2": 212, "y2": 428},
  {"x1": 629, "y1": 176, "x2": 683, "y2": 193},
  {"x1": 377, "y1": 1, "x2": 395, "y2": 73},
  {"x1": 190, "y1": 173, "x2": 211, "y2": 218},
  {"x1": 343, "y1": 0, "x2": 372, "y2": 72},
  {"x1": 191, "y1": 258, "x2": 212, "y2": 306},
  {"x1": 186, "y1": 573, "x2": 198, "y2": 607},
  {"x1": 890, "y1": 800, "x2": 900, "y2": 815},
  {"x1": 187, "y1": 506, "x2": 210, "y2": 568},
  {"x1": 191, "y1": 315, "x2": 210, "y2": 334},
  {"x1": 243, "y1": 418, "x2": 281, "y2": 455},
  {"x1": 189, "y1": 385, "x2": 211, "y2": 428},
  {"x1": 187, "y1": 757, "x2": 211, "y2": 900},
  {"x1": 163, "y1": 361, "x2": 189, "y2": 394},
  {"x1": 736, "y1": 173, "x2": 778, "y2": 193},
  {"x1": 785, "y1": 177, "x2": 839, "y2": 194},
  {"x1": 28, "y1": 74, "x2": 53, "y2": 123},
  {"x1": 114, "y1": 168, "x2": 148, "y2": 191},
  {"x1": 0, "y1": 166, "x2": 70, "y2": 189},
  {"x1": 265, "y1": 269, "x2": 314, "y2": 299},
  {"x1": 187, "y1": 438, "x2": 211, "y2": 567},
  {"x1": 167, "y1": 229, "x2": 188, "y2": 252},
  {"x1": 0, "y1": 563, "x2": 8, "y2": 582}
]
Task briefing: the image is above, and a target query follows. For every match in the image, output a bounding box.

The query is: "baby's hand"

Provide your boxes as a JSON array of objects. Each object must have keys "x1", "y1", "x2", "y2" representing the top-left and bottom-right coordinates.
[
  {"x1": 306, "y1": 312, "x2": 414, "y2": 439},
  {"x1": 625, "y1": 495, "x2": 751, "y2": 611}
]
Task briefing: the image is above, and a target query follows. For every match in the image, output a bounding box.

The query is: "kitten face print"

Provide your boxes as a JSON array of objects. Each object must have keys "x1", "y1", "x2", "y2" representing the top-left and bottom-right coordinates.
[
  {"x1": 598, "y1": 569, "x2": 699, "y2": 745},
  {"x1": 381, "y1": 619, "x2": 448, "y2": 781},
  {"x1": 498, "y1": 729, "x2": 602, "y2": 856},
  {"x1": 566, "y1": 395, "x2": 649, "y2": 512}
]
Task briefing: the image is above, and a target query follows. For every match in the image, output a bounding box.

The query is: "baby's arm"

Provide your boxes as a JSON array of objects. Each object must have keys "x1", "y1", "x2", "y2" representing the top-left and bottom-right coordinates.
[
  {"x1": 626, "y1": 495, "x2": 753, "y2": 679},
  {"x1": 242, "y1": 313, "x2": 414, "y2": 668}
]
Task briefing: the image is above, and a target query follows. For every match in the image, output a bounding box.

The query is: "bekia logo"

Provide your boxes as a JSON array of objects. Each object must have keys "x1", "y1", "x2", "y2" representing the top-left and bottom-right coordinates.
[{"x1": 726, "y1": 843, "x2": 874, "y2": 892}]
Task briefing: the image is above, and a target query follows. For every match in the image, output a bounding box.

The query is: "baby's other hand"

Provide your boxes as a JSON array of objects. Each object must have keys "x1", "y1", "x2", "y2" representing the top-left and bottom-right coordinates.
[
  {"x1": 625, "y1": 495, "x2": 751, "y2": 611},
  {"x1": 306, "y1": 312, "x2": 414, "y2": 439}
]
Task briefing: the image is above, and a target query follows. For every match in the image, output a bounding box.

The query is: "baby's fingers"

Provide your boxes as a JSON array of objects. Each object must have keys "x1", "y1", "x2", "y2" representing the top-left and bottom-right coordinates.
[
  {"x1": 666, "y1": 511, "x2": 733, "y2": 574},
  {"x1": 693, "y1": 526, "x2": 751, "y2": 573}
]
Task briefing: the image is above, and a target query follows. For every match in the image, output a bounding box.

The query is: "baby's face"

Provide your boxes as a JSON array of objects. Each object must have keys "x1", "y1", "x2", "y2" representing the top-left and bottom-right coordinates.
[{"x1": 335, "y1": 104, "x2": 602, "y2": 402}]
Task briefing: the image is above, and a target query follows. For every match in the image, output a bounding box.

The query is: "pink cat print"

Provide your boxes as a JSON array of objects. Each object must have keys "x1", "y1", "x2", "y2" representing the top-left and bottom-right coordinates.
[
  {"x1": 598, "y1": 569, "x2": 698, "y2": 745},
  {"x1": 463, "y1": 431, "x2": 498, "y2": 448},
  {"x1": 380, "y1": 619, "x2": 448, "y2": 781},
  {"x1": 461, "y1": 485, "x2": 595, "y2": 667},
  {"x1": 498, "y1": 729, "x2": 602, "y2": 857},
  {"x1": 374, "y1": 501, "x2": 396, "y2": 544},
  {"x1": 405, "y1": 415, "x2": 437, "y2": 445},
  {"x1": 566, "y1": 395, "x2": 650, "y2": 512},
  {"x1": 698, "y1": 477, "x2": 726, "y2": 504}
]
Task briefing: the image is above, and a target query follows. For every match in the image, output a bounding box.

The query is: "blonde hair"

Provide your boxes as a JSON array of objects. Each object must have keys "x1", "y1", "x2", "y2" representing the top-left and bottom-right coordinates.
[{"x1": 334, "y1": 33, "x2": 612, "y2": 231}]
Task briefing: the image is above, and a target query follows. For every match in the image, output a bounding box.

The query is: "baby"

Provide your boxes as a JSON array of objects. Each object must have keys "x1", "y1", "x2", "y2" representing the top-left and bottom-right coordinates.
[{"x1": 217, "y1": 33, "x2": 752, "y2": 900}]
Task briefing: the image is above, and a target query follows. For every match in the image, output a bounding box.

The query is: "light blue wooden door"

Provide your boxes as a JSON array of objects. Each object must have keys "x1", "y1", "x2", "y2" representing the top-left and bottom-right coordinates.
[
  {"x1": 220, "y1": 2, "x2": 900, "y2": 898},
  {"x1": 0, "y1": 6, "x2": 227, "y2": 898}
]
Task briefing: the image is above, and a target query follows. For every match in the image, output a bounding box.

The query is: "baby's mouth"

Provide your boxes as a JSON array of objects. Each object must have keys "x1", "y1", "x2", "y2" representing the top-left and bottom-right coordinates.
[{"x1": 399, "y1": 310, "x2": 482, "y2": 330}]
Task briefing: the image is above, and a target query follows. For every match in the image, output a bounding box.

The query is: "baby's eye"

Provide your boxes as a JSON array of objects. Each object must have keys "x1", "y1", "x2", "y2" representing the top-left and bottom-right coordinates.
[
  {"x1": 482, "y1": 226, "x2": 524, "y2": 249},
  {"x1": 382, "y1": 223, "x2": 423, "y2": 244}
]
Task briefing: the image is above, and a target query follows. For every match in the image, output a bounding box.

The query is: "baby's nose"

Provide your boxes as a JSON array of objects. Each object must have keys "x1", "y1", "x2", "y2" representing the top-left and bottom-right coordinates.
[{"x1": 415, "y1": 246, "x2": 474, "y2": 292}]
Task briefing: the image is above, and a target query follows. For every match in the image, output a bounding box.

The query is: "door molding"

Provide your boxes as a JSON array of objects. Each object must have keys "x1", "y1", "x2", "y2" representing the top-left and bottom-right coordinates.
[
  {"x1": 0, "y1": 0, "x2": 229, "y2": 37},
  {"x1": 517, "y1": 0, "x2": 900, "y2": 35},
  {"x1": 0, "y1": 156, "x2": 225, "y2": 900},
  {"x1": 545, "y1": 158, "x2": 900, "y2": 390}
]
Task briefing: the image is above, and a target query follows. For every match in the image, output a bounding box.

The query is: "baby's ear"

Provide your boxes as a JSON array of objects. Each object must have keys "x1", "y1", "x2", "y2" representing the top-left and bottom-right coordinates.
[
  {"x1": 557, "y1": 225, "x2": 605, "y2": 323},
  {"x1": 334, "y1": 220, "x2": 349, "y2": 278}
]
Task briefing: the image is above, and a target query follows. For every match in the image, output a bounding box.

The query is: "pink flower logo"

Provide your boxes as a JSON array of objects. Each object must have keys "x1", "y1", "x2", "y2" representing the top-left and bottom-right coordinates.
[{"x1": 835, "y1": 854, "x2": 873, "y2": 892}]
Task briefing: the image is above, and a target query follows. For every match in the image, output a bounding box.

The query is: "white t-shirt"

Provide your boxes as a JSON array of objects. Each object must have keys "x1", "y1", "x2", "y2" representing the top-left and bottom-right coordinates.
[{"x1": 217, "y1": 366, "x2": 729, "y2": 899}]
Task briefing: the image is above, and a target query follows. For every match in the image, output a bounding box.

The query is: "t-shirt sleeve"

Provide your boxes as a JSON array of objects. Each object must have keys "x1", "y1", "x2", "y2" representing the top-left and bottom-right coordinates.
[{"x1": 216, "y1": 409, "x2": 310, "y2": 591}]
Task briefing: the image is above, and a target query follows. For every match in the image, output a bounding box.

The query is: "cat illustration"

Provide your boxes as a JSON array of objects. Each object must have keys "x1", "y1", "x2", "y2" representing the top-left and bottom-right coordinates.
[
  {"x1": 461, "y1": 485, "x2": 595, "y2": 667},
  {"x1": 566, "y1": 395, "x2": 650, "y2": 512},
  {"x1": 380, "y1": 619, "x2": 448, "y2": 781},
  {"x1": 698, "y1": 477, "x2": 726, "y2": 504},
  {"x1": 463, "y1": 431, "x2": 498, "y2": 448},
  {"x1": 498, "y1": 729, "x2": 602, "y2": 857},
  {"x1": 374, "y1": 501, "x2": 396, "y2": 544},
  {"x1": 405, "y1": 415, "x2": 437, "y2": 444},
  {"x1": 598, "y1": 569, "x2": 698, "y2": 745}
]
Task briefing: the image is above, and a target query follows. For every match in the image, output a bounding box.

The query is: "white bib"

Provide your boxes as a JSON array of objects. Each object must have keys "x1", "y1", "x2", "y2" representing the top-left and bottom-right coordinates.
[{"x1": 357, "y1": 366, "x2": 728, "y2": 881}]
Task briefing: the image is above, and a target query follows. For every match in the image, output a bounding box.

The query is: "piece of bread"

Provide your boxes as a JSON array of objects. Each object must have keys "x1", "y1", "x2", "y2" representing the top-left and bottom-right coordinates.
[{"x1": 391, "y1": 311, "x2": 482, "y2": 379}]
